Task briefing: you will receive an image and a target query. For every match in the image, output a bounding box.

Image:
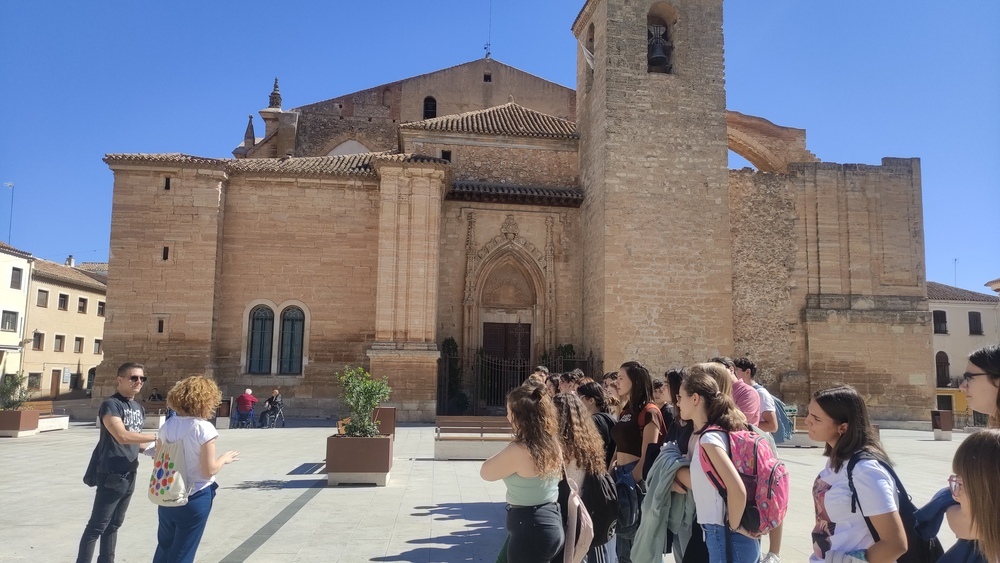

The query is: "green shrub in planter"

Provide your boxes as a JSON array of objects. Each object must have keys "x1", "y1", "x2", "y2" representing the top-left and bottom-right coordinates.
[
  {"x1": 0, "y1": 373, "x2": 30, "y2": 411},
  {"x1": 336, "y1": 366, "x2": 391, "y2": 437}
]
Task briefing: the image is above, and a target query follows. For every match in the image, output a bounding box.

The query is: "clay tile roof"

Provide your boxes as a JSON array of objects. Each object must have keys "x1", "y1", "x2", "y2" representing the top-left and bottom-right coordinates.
[
  {"x1": 105, "y1": 152, "x2": 447, "y2": 179},
  {"x1": 32, "y1": 260, "x2": 107, "y2": 292},
  {"x1": 927, "y1": 281, "x2": 999, "y2": 303},
  {"x1": 103, "y1": 153, "x2": 227, "y2": 166},
  {"x1": 448, "y1": 181, "x2": 584, "y2": 208},
  {"x1": 0, "y1": 241, "x2": 31, "y2": 258},
  {"x1": 985, "y1": 277, "x2": 1000, "y2": 287},
  {"x1": 77, "y1": 262, "x2": 109, "y2": 272},
  {"x1": 399, "y1": 102, "x2": 578, "y2": 140}
]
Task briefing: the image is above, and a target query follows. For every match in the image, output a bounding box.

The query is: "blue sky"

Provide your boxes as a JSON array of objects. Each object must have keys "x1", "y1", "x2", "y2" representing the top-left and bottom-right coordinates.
[{"x1": 1, "y1": 1, "x2": 997, "y2": 292}]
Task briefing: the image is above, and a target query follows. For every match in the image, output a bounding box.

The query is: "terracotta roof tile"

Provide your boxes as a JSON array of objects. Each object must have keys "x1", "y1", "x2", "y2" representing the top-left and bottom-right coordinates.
[
  {"x1": 0, "y1": 241, "x2": 31, "y2": 257},
  {"x1": 105, "y1": 152, "x2": 448, "y2": 179},
  {"x1": 77, "y1": 262, "x2": 109, "y2": 272},
  {"x1": 448, "y1": 181, "x2": 583, "y2": 208},
  {"x1": 927, "y1": 281, "x2": 999, "y2": 303},
  {"x1": 400, "y1": 103, "x2": 578, "y2": 140},
  {"x1": 32, "y1": 260, "x2": 107, "y2": 292}
]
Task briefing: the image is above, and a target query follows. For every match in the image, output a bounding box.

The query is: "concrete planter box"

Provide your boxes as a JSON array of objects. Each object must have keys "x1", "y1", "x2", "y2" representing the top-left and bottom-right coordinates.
[
  {"x1": 326, "y1": 434, "x2": 393, "y2": 487},
  {"x1": 0, "y1": 410, "x2": 41, "y2": 438},
  {"x1": 373, "y1": 407, "x2": 396, "y2": 436},
  {"x1": 38, "y1": 415, "x2": 70, "y2": 432}
]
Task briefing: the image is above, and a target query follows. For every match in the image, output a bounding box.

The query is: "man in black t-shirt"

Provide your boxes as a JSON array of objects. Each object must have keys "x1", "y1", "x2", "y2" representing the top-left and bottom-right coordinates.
[{"x1": 77, "y1": 362, "x2": 158, "y2": 563}]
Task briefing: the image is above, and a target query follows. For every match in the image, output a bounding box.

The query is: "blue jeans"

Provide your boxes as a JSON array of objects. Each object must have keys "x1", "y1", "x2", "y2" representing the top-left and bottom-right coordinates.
[
  {"x1": 77, "y1": 471, "x2": 136, "y2": 563},
  {"x1": 153, "y1": 482, "x2": 218, "y2": 563},
  {"x1": 702, "y1": 523, "x2": 759, "y2": 563}
]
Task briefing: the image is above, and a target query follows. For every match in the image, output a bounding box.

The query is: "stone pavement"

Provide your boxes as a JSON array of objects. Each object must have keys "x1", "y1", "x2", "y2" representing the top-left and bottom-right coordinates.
[{"x1": 0, "y1": 423, "x2": 963, "y2": 562}]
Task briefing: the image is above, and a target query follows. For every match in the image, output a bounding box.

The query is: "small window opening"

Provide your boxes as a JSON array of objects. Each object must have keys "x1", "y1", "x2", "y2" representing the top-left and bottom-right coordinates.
[
  {"x1": 164, "y1": 177, "x2": 171, "y2": 190},
  {"x1": 162, "y1": 246, "x2": 170, "y2": 260},
  {"x1": 157, "y1": 319, "x2": 164, "y2": 333},
  {"x1": 423, "y1": 96, "x2": 437, "y2": 119},
  {"x1": 441, "y1": 150, "x2": 452, "y2": 162},
  {"x1": 483, "y1": 72, "x2": 492, "y2": 83}
]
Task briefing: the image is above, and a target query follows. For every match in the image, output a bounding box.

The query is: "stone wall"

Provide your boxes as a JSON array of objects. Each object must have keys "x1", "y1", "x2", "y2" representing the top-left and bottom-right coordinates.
[
  {"x1": 574, "y1": 0, "x2": 734, "y2": 374},
  {"x1": 96, "y1": 163, "x2": 227, "y2": 400},
  {"x1": 404, "y1": 136, "x2": 578, "y2": 186}
]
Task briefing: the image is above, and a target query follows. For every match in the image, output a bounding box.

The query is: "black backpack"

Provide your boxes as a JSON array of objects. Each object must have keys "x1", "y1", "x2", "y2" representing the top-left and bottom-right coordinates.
[
  {"x1": 846, "y1": 451, "x2": 944, "y2": 563},
  {"x1": 580, "y1": 470, "x2": 618, "y2": 548}
]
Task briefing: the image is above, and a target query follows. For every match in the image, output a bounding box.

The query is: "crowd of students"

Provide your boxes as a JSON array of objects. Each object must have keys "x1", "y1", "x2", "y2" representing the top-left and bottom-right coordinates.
[{"x1": 481, "y1": 343, "x2": 1000, "y2": 563}]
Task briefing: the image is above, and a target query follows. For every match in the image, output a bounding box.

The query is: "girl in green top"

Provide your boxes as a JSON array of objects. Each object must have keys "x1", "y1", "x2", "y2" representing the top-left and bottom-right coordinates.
[{"x1": 481, "y1": 382, "x2": 565, "y2": 562}]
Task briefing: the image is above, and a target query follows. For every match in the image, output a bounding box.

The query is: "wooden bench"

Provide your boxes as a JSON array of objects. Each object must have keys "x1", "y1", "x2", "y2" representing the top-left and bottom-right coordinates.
[
  {"x1": 23, "y1": 400, "x2": 70, "y2": 432},
  {"x1": 434, "y1": 416, "x2": 512, "y2": 460}
]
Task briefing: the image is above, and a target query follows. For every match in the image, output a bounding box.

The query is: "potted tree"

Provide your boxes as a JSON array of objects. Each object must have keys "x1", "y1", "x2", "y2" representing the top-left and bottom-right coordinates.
[
  {"x1": 326, "y1": 366, "x2": 393, "y2": 486},
  {"x1": 0, "y1": 374, "x2": 40, "y2": 438}
]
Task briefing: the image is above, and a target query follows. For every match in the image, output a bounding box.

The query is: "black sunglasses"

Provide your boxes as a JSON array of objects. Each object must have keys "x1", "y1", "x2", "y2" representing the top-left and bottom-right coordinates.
[
  {"x1": 961, "y1": 371, "x2": 988, "y2": 383},
  {"x1": 122, "y1": 375, "x2": 148, "y2": 383}
]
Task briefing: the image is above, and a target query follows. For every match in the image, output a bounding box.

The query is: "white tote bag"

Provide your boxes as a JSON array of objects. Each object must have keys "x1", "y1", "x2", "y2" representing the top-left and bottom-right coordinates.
[{"x1": 148, "y1": 426, "x2": 193, "y2": 507}]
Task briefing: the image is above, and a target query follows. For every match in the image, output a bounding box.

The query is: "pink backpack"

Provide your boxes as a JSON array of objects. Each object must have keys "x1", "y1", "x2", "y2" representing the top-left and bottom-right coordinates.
[{"x1": 698, "y1": 424, "x2": 789, "y2": 535}]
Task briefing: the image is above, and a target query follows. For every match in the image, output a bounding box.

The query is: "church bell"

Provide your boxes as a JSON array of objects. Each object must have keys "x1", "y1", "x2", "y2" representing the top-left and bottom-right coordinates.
[{"x1": 648, "y1": 42, "x2": 669, "y2": 67}]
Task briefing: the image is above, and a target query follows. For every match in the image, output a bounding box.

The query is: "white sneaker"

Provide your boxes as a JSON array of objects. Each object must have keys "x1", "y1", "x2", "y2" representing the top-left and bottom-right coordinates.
[{"x1": 761, "y1": 553, "x2": 781, "y2": 563}]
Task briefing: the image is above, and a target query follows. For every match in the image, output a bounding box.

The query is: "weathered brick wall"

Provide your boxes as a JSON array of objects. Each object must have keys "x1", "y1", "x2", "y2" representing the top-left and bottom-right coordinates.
[
  {"x1": 294, "y1": 115, "x2": 399, "y2": 157},
  {"x1": 96, "y1": 164, "x2": 227, "y2": 400},
  {"x1": 406, "y1": 138, "x2": 579, "y2": 186},
  {"x1": 211, "y1": 174, "x2": 382, "y2": 415},
  {"x1": 729, "y1": 170, "x2": 801, "y2": 389},
  {"x1": 575, "y1": 0, "x2": 734, "y2": 374}
]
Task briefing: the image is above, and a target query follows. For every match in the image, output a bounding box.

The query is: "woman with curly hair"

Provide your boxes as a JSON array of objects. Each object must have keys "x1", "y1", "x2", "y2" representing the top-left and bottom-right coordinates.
[
  {"x1": 554, "y1": 392, "x2": 613, "y2": 562},
  {"x1": 153, "y1": 376, "x2": 239, "y2": 563},
  {"x1": 481, "y1": 383, "x2": 565, "y2": 562}
]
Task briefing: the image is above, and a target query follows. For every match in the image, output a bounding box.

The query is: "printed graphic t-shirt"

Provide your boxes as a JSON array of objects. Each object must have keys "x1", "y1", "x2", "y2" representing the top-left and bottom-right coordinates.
[
  {"x1": 810, "y1": 457, "x2": 899, "y2": 563},
  {"x1": 96, "y1": 393, "x2": 146, "y2": 473}
]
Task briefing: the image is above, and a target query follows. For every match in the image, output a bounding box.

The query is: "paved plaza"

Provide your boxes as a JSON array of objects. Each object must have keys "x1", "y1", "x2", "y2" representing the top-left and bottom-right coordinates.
[{"x1": 0, "y1": 422, "x2": 964, "y2": 562}]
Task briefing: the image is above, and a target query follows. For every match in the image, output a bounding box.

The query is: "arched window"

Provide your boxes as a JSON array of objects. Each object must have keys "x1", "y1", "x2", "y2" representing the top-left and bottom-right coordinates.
[
  {"x1": 935, "y1": 351, "x2": 950, "y2": 388},
  {"x1": 278, "y1": 307, "x2": 305, "y2": 375},
  {"x1": 423, "y1": 96, "x2": 437, "y2": 119},
  {"x1": 647, "y1": 3, "x2": 677, "y2": 74},
  {"x1": 382, "y1": 88, "x2": 392, "y2": 107},
  {"x1": 247, "y1": 306, "x2": 274, "y2": 374}
]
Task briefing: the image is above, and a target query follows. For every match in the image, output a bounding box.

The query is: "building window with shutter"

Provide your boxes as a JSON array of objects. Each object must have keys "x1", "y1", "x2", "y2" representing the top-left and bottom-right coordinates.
[
  {"x1": 968, "y1": 311, "x2": 983, "y2": 335},
  {"x1": 935, "y1": 351, "x2": 950, "y2": 387},
  {"x1": 932, "y1": 310, "x2": 948, "y2": 334}
]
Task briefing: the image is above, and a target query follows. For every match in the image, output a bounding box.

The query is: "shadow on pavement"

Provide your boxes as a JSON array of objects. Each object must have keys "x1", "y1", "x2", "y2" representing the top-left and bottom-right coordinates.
[
  {"x1": 371, "y1": 502, "x2": 506, "y2": 562},
  {"x1": 225, "y1": 478, "x2": 326, "y2": 490}
]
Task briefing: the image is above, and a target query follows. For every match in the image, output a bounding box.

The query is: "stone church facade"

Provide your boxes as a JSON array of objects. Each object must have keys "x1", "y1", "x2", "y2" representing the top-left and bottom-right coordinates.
[{"x1": 95, "y1": 0, "x2": 933, "y2": 421}]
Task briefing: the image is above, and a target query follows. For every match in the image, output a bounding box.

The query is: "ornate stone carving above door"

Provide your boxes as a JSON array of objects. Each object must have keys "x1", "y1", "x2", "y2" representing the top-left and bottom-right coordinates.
[{"x1": 482, "y1": 263, "x2": 535, "y2": 308}]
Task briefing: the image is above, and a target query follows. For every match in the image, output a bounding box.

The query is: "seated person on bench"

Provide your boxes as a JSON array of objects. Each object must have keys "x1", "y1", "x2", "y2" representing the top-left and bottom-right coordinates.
[
  {"x1": 258, "y1": 389, "x2": 283, "y2": 428},
  {"x1": 235, "y1": 388, "x2": 258, "y2": 425},
  {"x1": 146, "y1": 387, "x2": 164, "y2": 402}
]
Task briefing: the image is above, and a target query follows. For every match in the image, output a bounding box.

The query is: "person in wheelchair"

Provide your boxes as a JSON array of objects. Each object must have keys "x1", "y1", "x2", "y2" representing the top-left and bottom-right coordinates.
[
  {"x1": 258, "y1": 389, "x2": 283, "y2": 428},
  {"x1": 235, "y1": 388, "x2": 258, "y2": 428}
]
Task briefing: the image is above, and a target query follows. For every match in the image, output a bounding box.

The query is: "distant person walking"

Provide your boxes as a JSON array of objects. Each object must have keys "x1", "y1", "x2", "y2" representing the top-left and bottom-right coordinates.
[
  {"x1": 77, "y1": 362, "x2": 158, "y2": 563},
  {"x1": 153, "y1": 376, "x2": 239, "y2": 563}
]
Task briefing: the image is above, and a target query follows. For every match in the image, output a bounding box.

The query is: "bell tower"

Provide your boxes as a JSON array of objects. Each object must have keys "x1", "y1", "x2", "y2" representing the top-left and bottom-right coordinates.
[{"x1": 573, "y1": 0, "x2": 733, "y2": 367}]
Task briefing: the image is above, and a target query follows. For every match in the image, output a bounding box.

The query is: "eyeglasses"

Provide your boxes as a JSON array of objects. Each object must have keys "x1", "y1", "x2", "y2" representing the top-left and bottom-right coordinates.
[
  {"x1": 122, "y1": 375, "x2": 148, "y2": 383},
  {"x1": 961, "y1": 372, "x2": 988, "y2": 384},
  {"x1": 948, "y1": 474, "x2": 963, "y2": 496}
]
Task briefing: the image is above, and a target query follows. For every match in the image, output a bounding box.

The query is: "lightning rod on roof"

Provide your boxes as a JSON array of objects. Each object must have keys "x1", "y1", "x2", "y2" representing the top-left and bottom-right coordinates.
[{"x1": 484, "y1": 0, "x2": 493, "y2": 59}]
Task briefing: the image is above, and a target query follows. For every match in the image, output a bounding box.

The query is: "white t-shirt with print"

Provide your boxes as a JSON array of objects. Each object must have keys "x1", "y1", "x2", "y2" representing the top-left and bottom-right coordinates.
[
  {"x1": 690, "y1": 430, "x2": 729, "y2": 526},
  {"x1": 157, "y1": 416, "x2": 219, "y2": 494},
  {"x1": 809, "y1": 457, "x2": 899, "y2": 563}
]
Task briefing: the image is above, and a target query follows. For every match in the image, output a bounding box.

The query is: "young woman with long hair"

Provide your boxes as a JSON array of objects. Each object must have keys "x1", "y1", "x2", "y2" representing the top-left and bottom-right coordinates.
[
  {"x1": 806, "y1": 385, "x2": 906, "y2": 563},
  {"x1": 481, "y1": 383, "x2": 565, "y2": 562},
  {"x1": 950, "y1": 428, "x2": 1000, "y2": 563},
  {"x1": 576, "y1": 381, "x2": 617, "y2": 469},
  {"x1": 609, "y1": 361, "x2": 665, "y2": 563},
  {"x1": 677, "y1": 364, "x2": 758, "y2": 563},
  {"x1": 554, "y1": 392, "x2": 614, "y2": 563},
  {"x1": 940, "y1": 344, "x2": 1000, "y2": 558},
  {"x1": 153, "y1": 376, "x2": 239, "y2": 563}
]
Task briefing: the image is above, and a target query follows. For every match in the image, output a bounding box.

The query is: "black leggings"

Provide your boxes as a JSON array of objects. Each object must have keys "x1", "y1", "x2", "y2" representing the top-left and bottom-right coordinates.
[{"x1": 505, "y1": 502, "x2": 564, "y2": 563}]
